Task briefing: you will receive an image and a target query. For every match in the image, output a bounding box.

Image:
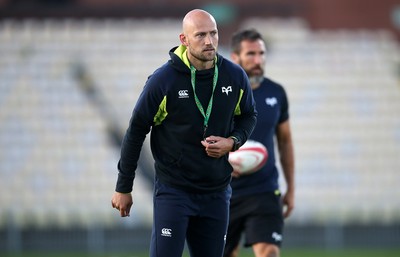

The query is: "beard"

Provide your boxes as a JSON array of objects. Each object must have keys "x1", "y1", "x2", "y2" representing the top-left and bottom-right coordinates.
[
  {"x1": 249, "y1": 76, "x2": 264, "y2": 85},
  {"x1": 189, "y1": 48, "x2": 216, "y2": 63},
  {"x1": 236, "y1": 60, "x2": 264, "y2": 86},
  {"x1": 238, "y1": 60, "x2": 264, "y2": 77},
  {"x1": 246, "y1": 68, "x2": 264, "y2": 85}
]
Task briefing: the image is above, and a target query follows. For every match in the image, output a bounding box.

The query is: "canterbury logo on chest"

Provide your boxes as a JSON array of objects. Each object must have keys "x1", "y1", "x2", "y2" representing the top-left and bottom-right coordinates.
[{"x1": 178, "y1": 90, "x2": 189, "y2": 98}]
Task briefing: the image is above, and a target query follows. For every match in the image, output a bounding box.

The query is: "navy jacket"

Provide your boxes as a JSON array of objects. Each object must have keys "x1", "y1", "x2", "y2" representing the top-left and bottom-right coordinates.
[{"x1": 116, "y1": 45, "x2": 257, "y2": 193}]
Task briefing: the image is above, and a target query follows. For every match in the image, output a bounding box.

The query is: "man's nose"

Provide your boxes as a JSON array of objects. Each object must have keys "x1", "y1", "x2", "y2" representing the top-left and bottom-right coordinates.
[
  {"x1": 254, "y1": 55, "x2": 263, "y2": 64},
  {"x1": 205, "y1": 34, "x2": 212, "y2": 45}
]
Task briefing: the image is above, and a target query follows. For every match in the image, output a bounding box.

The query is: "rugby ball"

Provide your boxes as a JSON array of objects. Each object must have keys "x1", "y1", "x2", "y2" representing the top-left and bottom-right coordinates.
[{"x1": 228, "y1": 140, "x2": 268, "y2": 175}]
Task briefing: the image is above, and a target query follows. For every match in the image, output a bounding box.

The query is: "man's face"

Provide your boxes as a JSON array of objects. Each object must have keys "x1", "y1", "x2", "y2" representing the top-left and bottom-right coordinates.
[
  {"x1": 183, "y1": 19, "x2": 218, "y2": 63},
  {"x1": 232, "y1": 39, "x2": 266, "y2": 77}
]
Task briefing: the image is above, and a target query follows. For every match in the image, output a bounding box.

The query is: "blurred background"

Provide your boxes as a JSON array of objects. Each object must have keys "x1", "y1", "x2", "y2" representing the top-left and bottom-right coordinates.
[{"x1": 0, "y1": 0, "x2": 399, "y2": 255}]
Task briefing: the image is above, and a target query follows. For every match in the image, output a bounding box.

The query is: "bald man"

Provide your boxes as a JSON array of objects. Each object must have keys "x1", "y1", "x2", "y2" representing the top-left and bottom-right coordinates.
[{"x1": 111, "y1": 9, "x2": 257, "y2": 257}]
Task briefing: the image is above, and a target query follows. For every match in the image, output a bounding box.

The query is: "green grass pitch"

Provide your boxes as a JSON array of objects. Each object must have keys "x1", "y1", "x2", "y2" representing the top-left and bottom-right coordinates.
[{"x1": 2, "y1": 248, "x2": 400, "y2": 257}]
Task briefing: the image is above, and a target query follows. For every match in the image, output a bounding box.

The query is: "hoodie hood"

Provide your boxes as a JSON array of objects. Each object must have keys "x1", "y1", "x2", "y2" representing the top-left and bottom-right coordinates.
[{"x1": 173, "y1": 44, "x2": 192, "y2": 68}]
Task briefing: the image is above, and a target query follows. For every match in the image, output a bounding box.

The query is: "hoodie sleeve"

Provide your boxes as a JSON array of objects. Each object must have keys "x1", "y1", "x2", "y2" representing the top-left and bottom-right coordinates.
[
  {"x1": 116, "y1": 68, "x2": 167, "y2": 193},
  {"x1": 116, "y1": 110, "x2": 151, "y2": 193},
  {"x1": 230, "y1": 68, "x2": 257, "y2": 146}
]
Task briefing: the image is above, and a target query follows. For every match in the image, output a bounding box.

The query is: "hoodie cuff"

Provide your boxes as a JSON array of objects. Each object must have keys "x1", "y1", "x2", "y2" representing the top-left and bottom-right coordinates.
[{"x1": 115, "y1": 173, "x2": 134, "y2": 193}]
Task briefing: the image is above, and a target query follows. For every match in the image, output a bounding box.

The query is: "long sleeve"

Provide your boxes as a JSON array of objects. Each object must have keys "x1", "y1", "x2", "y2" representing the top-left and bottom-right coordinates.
[
  {"x1": 230, "y1": 71, "x2": 257, "y2": 146},
  {"x1": 116, "y1": 110, "x2": 152, "y2": 193}
]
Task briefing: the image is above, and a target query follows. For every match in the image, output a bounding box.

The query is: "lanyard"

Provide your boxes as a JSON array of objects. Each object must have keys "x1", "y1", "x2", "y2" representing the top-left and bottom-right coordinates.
[{"x1": 190, "y1": 63, "x2": 219, "y2": 132}]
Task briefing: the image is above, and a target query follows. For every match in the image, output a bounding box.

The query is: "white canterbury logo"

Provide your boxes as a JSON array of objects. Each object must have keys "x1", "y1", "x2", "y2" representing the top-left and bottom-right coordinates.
[
  {"x1": 161, "y1": 228, "x2": 172, "y2": 237},
  {"x1": 266, "y1": 97, "x2": 278, "y2": 107},
  {"x1": 272, "y1": 232, "x2": 282, "y2": 242},
  {"x1": 222, "y1": 86, "x2": 232, "y2": 96},
  {"x1": 178, "y1": 90, "x2": 189, "y2": 98}
]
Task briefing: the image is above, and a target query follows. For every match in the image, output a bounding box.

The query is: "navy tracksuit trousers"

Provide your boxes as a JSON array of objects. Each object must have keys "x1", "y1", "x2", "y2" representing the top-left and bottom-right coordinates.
[{"x1": 149, "y1": 179, "x2": 232, "y2": 257}]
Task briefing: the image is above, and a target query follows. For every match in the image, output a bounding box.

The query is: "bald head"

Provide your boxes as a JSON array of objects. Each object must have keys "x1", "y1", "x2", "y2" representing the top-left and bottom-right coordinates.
[{"x1": 182, "y1": 9, "x2": 217, "y2": 34}]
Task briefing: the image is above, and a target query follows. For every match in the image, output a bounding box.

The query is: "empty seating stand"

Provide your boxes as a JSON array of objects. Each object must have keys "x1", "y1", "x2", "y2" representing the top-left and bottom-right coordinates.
[{"x1": 0, "y1": 18, "x2": 399, "y2": 230}]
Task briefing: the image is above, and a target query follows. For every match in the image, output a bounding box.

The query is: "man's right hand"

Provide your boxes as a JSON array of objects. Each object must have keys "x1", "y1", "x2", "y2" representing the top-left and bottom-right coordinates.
[{"x1": 111, "y1": 192, "x2": 133, "y2": 217}]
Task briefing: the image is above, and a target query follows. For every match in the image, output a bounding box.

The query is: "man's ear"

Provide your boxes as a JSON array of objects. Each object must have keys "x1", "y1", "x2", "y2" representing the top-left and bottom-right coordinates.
[
  {"x1": 179, "y1": 33, "x2": 188, "y2": 46},
  {"x1": 231, "y1": 53, "x2": 239, "y2": 63}
]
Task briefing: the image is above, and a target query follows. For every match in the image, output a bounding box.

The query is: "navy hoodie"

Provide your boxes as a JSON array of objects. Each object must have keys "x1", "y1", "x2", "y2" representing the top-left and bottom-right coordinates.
[{"x1": 116, "y1": 45, "x2": 257, "y2": 193}]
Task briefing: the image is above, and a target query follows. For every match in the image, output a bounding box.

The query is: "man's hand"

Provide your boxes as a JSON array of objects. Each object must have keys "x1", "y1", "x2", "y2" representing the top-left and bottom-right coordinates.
[
  {"x1": 231, "y1": 170, "x2": 241, "y2": 178},
  {"x1": 201, "y1": 136, "x2": 234, "y2": 158},
  {"x1": 111, "y1": 192, "x2": 133, "y2": 217},
  {"x1": 282, "y1": 190, "x2": 294, "y2": 218}
]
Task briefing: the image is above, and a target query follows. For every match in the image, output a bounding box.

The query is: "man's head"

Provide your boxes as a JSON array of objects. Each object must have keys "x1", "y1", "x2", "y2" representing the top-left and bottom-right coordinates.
[
  {"x1": 180, "y1": 9, "x2": 218, "y2": 70},
  {"x1": 230, "y1": 29, "x2": 267, "y2": 87}
]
